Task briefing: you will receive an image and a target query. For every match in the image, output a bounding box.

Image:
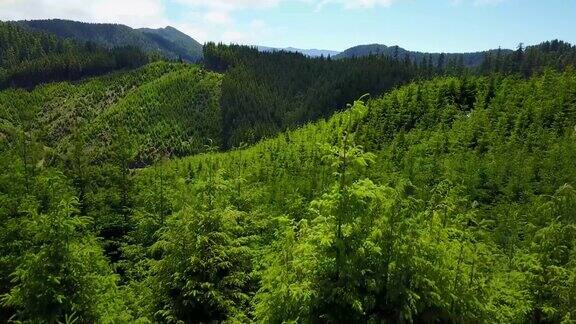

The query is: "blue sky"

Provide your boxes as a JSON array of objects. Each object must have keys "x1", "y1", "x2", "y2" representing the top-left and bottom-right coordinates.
[{"x1": 1, "y1": 0, "x2": 575, "y2": 52}]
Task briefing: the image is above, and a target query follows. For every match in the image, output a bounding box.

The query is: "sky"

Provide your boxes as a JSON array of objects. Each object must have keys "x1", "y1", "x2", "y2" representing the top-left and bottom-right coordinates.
[{"x1": 0, "y1": 0, "x2": 575, "y2": 52}]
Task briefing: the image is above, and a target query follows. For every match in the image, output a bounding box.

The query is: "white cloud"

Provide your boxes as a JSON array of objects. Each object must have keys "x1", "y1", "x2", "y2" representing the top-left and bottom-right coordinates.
[
  {"x1": 0, "y1": 0, "x2": 277, "y2": 44},
  {"x1": 175, "y1": 0, "x2": 401, "y2": 11},
  {"x1": 221, "y1": 29, "x2": 249, "y2": 43},
  {"x1": 173, "y1": 22, "x2": 209, "y2": 41},
  {"x1": 249, "y1": 19, "x2": 267, "y2": 29},
  {"x1": 190, "y1": 18, "x2": 270, "y2": 44},
  {"x1": 0, "y1": 0, "x2": 169, "y2": 28},
  {"x1": 166, "y1": 0, "x2": 408, "y2": 43},
  {"x1": 0, "y1": 0, "x2": 507, "y2": 45},
  {"x1": 203, "y1": 11, "x2": 233, "y2": 25},
  {"x1": 315, "y1": 0, "x2": 398, "y2": 11},
  {"x1": 173, "y1": 0, "x2": 282, "y2": 11},
  {"x1": 473, "y1": 0, "x2": 505, "y2": 5},
  {"x1": 451, "y1": 0, "x2": 506, "y2": 6}
]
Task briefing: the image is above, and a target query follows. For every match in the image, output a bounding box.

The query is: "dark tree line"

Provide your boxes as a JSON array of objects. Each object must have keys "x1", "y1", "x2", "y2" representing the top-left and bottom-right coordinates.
[
  {"x1": 16, "y1": 19, "x2": 203, "y2": 62},
  {"x1": 204, "y1": 42, "x2": 428, "y2": 148},
  {"x1": 0, "y1": 22, "x2": 151, "y2": 89},
  {"x1": 479, "y1": 40, "x2": 576, "y2": 76},
  {"x1": 204, "y1": 40, "x2": 576, "y2": 149}
]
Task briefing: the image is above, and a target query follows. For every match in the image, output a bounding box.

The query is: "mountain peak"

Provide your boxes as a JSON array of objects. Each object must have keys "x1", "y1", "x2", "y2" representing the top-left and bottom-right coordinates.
[{"x1": 14, "y1": 19, "x2": 203, "y2": 61}]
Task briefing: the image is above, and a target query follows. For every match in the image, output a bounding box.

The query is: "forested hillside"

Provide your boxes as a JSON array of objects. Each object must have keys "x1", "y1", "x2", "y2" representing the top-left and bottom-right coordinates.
[
  {"x1": 2, "y1": 55, "x2": 575, "y2": 322},
  {"x1": 15, "y1": 19, "x2": 203, "y2": 62},
  {"x1": 124, "y1": 69, "x2": 576, "y2": 323},
  {"x1": 0, "y1": 62, "x2": 225, "y2": 321},
  {"x1": 0, "y1": 22, "x2": 150, "y2": 89},
  {"x1": 1, "y1": 61, "x2": 221, "y2": 165},
  {"x1": 334, "y1": 43, "x2": 505, "y2": 67},
  {"x1": 334, "y1": 40, "x2": 576, "y2": 77},
  {"x1": 202, "y1": 41, "x2": 576, "y2": 149},
  {"x1": 203, "y1": 43, "x2": 427, "y2": 148},
  {"x1": 479, "y1": 40, "x2": 576, "y2": 76},
  {"x1": 138, "y1": 26, "x2": 204, "y2": 61},
  {"x1": 2, "y1": 11, "x2": 576, "y2": 321}
]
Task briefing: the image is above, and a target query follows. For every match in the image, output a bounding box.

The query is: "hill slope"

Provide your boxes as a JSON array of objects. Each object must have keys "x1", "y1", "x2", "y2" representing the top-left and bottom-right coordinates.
[
  {"x1": 127, "y1": 69, "x2": 576, "y2": 322},
  {"x1": 0, "y1": 61, "x2": 220, "y2": 166},
  {"x1": 137, "y1": 26, "x2": 203, "y2": 61},
  {"x1": 0, "y1": 64, "x2": 222, "y2": 316},
  {"x1": 2, "y1": 31, "x2": 576, "y2": 323},
  {"x1": 13, "y1": 19, "x2": 203, "y2": 61},
  {"x1": 204, "y1": 42, "x2": 426, "y2": 148},
  {"x1": 1, "y1": 60, "x2": 576, "y2": 322},
  {"x1": 0, "y1": 21, "x2": 149, "y2": 89}
]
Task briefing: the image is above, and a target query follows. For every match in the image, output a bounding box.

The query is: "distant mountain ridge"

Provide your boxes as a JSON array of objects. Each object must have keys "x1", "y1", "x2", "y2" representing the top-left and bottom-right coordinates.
[
  {"x1": 256, "y1": 45, "x2": 340, "y2": 57},
  {"x1": 13, "y1": 19, "x2": 203, "y2": 62},
  {"x1": 335, "y1": 44, "x2": 513, "y2": 67},
  {"x1": 138, "y1": 26, "x2": 203, "y2": 60}
]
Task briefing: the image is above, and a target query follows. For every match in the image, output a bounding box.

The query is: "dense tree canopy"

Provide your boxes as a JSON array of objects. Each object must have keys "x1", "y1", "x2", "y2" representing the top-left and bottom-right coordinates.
[
  {"x1": 479, "y1": 40, "x2": 576, "y2": 76},
  {"x1": 0, "y1": 22, "x2": 151, "y2": 89},
  {"x1": 204, "y1": 42, "x2": 426, "y2": 148},
  {"x1": 129, "y1": 69, "x2": 575, "y2": 322},
  {"x1": 1, "y1": 34, "x2": 576, "y2": 322}
]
